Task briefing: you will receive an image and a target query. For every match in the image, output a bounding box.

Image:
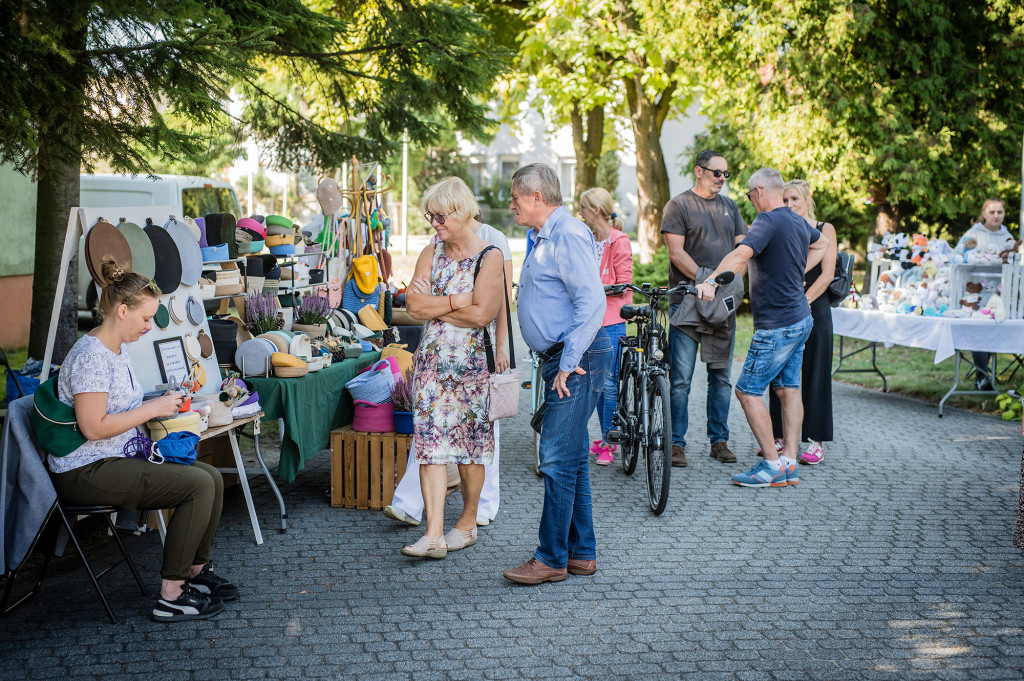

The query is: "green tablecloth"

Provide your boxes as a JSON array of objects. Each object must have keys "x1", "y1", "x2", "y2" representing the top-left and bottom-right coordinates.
[{"x1": 250, "y1": 352, "x2": 380, "y2": 482}]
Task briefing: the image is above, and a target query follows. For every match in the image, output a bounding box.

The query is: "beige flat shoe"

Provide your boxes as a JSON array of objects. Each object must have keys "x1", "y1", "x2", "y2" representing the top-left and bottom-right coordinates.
[
  {"x1": 400, "y1": 535, "x2": 447, "y2": 559},
  {"x1": 443, "y1": 526, "x2": 477, "y2": 551}
]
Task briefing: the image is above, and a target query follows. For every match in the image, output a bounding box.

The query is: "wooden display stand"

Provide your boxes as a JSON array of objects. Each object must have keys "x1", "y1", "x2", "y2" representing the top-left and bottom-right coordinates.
[{"x1": 329, "y1": 426, "x2": 410, "y2": 509}]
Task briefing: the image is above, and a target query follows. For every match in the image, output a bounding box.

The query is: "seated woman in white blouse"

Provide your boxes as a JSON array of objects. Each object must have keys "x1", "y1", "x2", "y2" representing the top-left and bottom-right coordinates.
[{"x1": 49, "y1": 257, "x2": 237, "y2": 622}]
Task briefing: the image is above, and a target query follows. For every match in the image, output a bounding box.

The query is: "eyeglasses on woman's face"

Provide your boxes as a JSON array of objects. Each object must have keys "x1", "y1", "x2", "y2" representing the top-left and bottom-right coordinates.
[
  {"x1": 424, "y1": 210, "x2": 456, "y2": 225},
  {"x1": 698, "y1": 166, "x2": 730, "y2": 179}
]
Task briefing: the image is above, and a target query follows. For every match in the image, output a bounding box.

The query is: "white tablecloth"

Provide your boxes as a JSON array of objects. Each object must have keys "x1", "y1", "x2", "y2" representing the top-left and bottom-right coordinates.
[{"x1": 831, "y1": 308, "x2": 1024, "y2": 363}]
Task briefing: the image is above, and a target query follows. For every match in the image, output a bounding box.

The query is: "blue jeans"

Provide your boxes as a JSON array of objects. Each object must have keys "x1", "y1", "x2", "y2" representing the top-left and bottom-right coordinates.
[
  {"x1": 535, "y1": 329, "x2": 612, "y2": 569},
  {"x1": 735, "y1": 315, "x2": 814, "y2": 395},
  {"x1": 668, "y1": 303, "x2": 733, "y2": 449},
  {"x1": 597, "y1": 323, "x2": 626, "y2": 439}
]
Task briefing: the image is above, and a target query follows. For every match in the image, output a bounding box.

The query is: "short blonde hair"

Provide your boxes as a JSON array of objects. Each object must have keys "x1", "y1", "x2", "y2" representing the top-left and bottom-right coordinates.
[
  {"x1": 783, "y1": 179, "x2": 816, "y2": 221},
  {"x1": 420, "y1": 176, "x2": 480, "y2": 224},
  {"x1": 579, "y1": 187, "x2": 624, "y2": 230}
]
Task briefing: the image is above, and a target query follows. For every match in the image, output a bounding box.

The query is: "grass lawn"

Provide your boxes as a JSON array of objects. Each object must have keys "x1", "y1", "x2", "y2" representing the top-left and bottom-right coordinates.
[{"x1": 731, "y1": 313, "x2": 1021, "y2": 415}]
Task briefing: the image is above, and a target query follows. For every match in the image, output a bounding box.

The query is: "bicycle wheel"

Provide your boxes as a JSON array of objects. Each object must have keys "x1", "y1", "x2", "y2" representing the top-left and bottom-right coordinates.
[
  {"x1": 644, "y1": 373, "x2": 672, "y2": 515},
  {"x1": 618, "y1": 352, "x2": 639, "y2": 476}
]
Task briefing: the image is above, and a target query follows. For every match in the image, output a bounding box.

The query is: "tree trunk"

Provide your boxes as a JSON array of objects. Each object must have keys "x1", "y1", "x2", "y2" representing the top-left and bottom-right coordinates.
[
  {"x1": 570, "y1": 103, "x2": 604, "y2": 214},
  {"x1": 629, "y1": 98, "x2": 671, "y2": 263},
  {"x1": 28, "y1": 27, "x2": 85, "y2": 364},
  {"x1": 616, "y1": 0, "x2": 676, "y2": 264}
]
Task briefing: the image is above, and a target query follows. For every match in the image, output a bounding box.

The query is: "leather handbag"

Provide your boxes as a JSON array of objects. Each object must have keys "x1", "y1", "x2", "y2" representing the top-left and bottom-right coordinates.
[
  {"x1": 827, "y1": 250, "x2": 855, "y2": 307},
  {"x1": 472, "y1": 246, "x2": 519, "y2": 421}
]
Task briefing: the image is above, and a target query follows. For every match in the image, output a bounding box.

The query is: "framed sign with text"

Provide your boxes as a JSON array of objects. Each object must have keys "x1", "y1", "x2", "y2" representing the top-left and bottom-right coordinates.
[{"x1": 154, "y1": 336, "x2": 188, "y2": 385}]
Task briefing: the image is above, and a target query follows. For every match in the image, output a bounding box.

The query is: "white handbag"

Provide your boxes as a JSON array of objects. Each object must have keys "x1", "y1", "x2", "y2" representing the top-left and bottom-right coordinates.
[{"x1": 474, "y1": 246, "x2": 519, "y2": 421}]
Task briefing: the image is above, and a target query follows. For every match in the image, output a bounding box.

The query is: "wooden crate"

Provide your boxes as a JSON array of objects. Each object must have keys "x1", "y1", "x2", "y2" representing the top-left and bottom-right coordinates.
[{"x1": 329, "y1": 426, "x2": 411, "y2": 509}]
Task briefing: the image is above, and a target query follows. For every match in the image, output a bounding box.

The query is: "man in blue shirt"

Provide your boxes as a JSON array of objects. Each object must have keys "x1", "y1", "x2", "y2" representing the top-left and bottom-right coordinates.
[
  {"x1": 504, "y1": 163, "x2": 611, "y2": 585},
  {"x1": 695, "y1": 168, "x2": 828, "y2": 489}
]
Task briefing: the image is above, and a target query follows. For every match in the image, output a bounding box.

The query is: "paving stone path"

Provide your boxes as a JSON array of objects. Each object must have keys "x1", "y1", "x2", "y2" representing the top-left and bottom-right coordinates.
[{"x1": 2, "y1": 336, "x2": 1023, "y2": 680}]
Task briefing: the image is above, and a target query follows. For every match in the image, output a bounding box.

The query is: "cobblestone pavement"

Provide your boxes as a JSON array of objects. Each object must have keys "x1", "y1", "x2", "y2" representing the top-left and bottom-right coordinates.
[{"x1": 2, "y1": 346, "x2": 1023, "y2": 680}]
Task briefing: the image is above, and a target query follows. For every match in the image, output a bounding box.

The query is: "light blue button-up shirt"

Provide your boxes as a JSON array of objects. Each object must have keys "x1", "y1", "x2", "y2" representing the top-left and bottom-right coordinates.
[{"x1": 517, "y1": 206, "x2": 604, "y2": 373}]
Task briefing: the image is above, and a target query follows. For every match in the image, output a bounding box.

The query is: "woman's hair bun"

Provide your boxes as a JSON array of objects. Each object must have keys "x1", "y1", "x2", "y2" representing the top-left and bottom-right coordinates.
[{"x1": 100, "y1": 255, "x2": 128, "y2": 283}]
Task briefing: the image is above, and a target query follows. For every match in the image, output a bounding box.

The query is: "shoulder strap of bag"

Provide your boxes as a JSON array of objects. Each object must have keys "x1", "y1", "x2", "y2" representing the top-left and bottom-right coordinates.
[{"x1": 472, "y1": 246, "x2": 515, "y2": 374}]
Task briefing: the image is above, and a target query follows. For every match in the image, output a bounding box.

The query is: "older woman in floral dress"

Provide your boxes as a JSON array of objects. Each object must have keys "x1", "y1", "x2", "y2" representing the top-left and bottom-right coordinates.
[{"x1": 402, "y1": 177, "x2": 503, "y2": 558}]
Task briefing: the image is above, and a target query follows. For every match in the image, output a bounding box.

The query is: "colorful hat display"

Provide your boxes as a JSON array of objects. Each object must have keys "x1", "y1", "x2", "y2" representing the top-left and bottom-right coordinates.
[
  {"x1": 115, "y1": 220, "x2": 155, "y2": 280},
  {"x1": 235, "y1": 338, "x2": 277, "y2": 377},
  {"x1": 143, "y1": 224, "x2": 181, "y2": 294},
  {"x1": 85, "y1": 218, "x2": 133, "y2": 287},
  {"x1": 237, "y1": 217, "x2": 266, "y2": 239},
  {"x1": 204, "y1": 213, "x2": 238, "y2": 259},
  {"x1": 164, "y1": 218, "x2": 202, "y2": 286},
  {"x1": 316, "y1": 178, "x2": 344, "y2": 216},
  {"x1": 194, "y1": 216, "x2": 208, "y2": 248}
]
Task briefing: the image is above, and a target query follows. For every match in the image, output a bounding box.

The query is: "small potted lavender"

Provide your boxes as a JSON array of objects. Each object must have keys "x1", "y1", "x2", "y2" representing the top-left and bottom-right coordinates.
[
  {"x1": 390, "y1": 369, "x2": 415, "y2": 434},
  {"x1": 292, "y1": 293, "x2": 333, "y2": 339},
  {"x1": 244, "y1": 292, "x2": 280, "y2": 335}
]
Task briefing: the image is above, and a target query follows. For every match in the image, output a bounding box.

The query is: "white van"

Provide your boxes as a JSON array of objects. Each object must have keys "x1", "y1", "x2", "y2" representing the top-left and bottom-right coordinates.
[{"x1": 77, "y1": 174, "x2": 243, "y2": 315}]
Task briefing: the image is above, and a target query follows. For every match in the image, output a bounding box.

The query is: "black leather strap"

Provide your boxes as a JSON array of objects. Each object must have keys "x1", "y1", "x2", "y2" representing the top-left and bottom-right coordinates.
[{"x1": 472, "y1": 246, "x2": 515, "y2": 374}]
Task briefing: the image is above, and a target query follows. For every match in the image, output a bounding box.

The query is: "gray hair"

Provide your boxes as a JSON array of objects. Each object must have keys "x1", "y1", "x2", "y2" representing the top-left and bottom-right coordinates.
[
  {"x1": 511, "y1": 163, "x2": 562, "y2": 206},
  {"x1": 747, "y1": 167, "x2": 784, "y2": 193}
]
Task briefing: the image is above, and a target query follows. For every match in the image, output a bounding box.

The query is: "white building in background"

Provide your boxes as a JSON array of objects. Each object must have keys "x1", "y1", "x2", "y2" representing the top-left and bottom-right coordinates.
[{"x1": 457, "y1": 101, "x2": 710, "y2": 233}]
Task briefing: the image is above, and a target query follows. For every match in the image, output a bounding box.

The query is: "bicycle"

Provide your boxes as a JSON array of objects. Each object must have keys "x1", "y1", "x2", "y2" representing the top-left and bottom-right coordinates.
[
  {"x1": 520, "y1": 349, "x2": 544, "y2": 476},
  {"x1": 605, "y1": 272, "x2": 734, "y2": 515}
]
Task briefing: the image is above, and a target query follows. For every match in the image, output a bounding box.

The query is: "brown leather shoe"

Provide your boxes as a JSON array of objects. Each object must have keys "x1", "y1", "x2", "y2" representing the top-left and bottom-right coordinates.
[
  {"x1": 567, "y1": 558, "x2": 597, "y2": 576},
  {"x1": 710, "y1": 441, "x2": 736, "y2": 463},
  {"x1": 671, "y1": 445, "x2": 687, "y2": 467},
  {"x1": 503, "y1": 558, "x2": 567, "y2": 585}
]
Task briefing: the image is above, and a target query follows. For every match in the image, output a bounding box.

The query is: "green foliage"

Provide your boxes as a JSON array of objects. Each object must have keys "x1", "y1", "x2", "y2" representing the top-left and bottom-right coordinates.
[
  {"x1": 414, "y1": 146, "x2": 468, "y2": 195},
  {"x1": 690, "y1": 0, "x2": 1024, "y2": 248},
  {"x1": 631, "y1": 245, "x2": 670, "y2": 288},
  {"x1": 0, "y1": 0, "x2": 510, "y2": 178},
  {"x1": 996, "y1": 392, "x2": 1024, "y2": 421}
]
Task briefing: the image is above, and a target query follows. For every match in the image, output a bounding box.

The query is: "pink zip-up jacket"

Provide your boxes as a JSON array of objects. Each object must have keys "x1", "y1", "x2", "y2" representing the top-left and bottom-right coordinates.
[{"x1": 599, "y1": 228, "x2": 633, "y2": 326}]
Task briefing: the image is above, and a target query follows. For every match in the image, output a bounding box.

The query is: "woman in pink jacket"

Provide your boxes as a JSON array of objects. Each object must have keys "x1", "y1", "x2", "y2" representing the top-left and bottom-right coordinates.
[{"x1": 579, "y1": 187, "x2": 633, "y2": 465}]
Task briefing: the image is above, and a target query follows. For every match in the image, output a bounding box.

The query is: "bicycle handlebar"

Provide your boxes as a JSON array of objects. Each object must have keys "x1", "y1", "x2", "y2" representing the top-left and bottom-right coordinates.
[{"x1": 604, "y1": 271, "x2": 734, "y2": 299}]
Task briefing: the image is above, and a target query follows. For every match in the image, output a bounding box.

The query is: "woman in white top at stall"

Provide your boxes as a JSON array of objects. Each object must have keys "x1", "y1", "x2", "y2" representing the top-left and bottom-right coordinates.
[{"x1": 954, "y1": 198, "x2": 1019, "y2": 390}]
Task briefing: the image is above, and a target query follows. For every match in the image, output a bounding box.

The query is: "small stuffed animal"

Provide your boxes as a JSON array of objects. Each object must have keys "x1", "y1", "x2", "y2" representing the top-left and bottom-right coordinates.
[{"x1": 959, "y1": 281, "x2": 983, "y2": 310}]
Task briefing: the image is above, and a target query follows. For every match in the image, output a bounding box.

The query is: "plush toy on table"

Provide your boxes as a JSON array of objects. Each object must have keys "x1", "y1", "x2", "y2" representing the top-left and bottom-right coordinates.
[{"x1": 959, "y1": 281, "x2": 984, "y2": 310}]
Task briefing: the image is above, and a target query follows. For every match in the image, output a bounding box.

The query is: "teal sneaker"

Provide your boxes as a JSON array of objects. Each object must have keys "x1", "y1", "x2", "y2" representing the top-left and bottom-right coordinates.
[
  {"x1": 782, "y1": 460, "x2": 799, "y2": 486},
  {"x1": 732, "y1": 459, "x2": 787, "y2": 488}
]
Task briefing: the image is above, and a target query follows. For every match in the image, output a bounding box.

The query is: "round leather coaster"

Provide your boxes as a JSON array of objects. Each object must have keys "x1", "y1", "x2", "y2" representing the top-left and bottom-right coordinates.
[
  {"x1": 116, "y1": 220, "x2": 155, "y2": 281},
  {"x1": 144, "y1": 225, "x2": 181, "y2": 294},
  {"x1": 154, "y1": 303, "x2": 170, "y2": 330},
  {"x1": 197, "y1": 330, "x2": 214, "y2": 358},
  {"x1": 168, "y1": 295, "x2": 186, "y2": 324},
  {"x1": 165, "y1": 219, "x2": 203, "y2": 286},
  {"x1": 186, "y1": 295, "x2": 204, "y2": 326},
  {"x1": 85, "y1": 218, "x2": 133, "y2": 287},
  {"x1": 183, "y1": 333, "x2": 202, "y2": 361}
]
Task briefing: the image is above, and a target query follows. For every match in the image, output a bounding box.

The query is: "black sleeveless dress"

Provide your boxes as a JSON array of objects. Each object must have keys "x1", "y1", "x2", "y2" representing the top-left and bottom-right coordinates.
[{"x1": 769, "y1": 222, "x2": 834, "y2": 443}]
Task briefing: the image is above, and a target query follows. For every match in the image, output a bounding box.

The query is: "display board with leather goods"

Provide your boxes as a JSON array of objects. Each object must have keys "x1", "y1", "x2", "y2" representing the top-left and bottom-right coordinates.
[{"x1": 68, "y1": 208, "x2": 230, "y2": 404}]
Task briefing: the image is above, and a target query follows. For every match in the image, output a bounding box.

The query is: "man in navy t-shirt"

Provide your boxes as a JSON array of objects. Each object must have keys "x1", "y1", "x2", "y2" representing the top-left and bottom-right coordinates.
[{"x1": 694, "y1": 168, "x2": 829, "y2": 489}]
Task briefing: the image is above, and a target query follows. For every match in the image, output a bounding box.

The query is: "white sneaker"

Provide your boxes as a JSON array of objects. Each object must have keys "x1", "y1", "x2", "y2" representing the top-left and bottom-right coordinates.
[
  {"x1": 476, "y1": 516, "x2": 490, "y2": 527},
  {"x1": 383, "y1": 505, "x2": 420, "y2": 526}
]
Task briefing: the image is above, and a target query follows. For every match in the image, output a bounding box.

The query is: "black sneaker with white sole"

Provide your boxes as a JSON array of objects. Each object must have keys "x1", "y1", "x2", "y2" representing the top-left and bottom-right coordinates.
[
  {"x1": 150, "y1": 584, "x2": 223, "y2": 622},
  {"x1": 186, "y1": 561, "x2": 239, "y2": 601}
]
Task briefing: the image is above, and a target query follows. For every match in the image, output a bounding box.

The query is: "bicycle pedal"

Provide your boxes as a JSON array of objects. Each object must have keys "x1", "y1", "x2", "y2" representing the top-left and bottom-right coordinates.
[
  {"x1": 606, "y1": 429, "x2": 624, "y2": 444},
  {"x1": 521, "y1": 381, "x2": 532, "y2": 389}
]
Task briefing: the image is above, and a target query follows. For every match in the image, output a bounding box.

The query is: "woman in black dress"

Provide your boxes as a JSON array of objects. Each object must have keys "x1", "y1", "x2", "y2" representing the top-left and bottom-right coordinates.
[{"x1": 768, "y1": 179, "x2": 836, "y2": 464}]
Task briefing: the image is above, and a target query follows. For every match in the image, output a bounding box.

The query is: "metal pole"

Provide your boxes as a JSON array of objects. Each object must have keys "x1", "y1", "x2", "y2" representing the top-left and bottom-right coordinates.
[{"x1": 402, "y1": 130, "x2": 409, "y2": 255}]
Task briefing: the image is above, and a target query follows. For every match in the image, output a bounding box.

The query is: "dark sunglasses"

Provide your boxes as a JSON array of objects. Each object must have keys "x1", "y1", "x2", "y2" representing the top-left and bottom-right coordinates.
[
  {"x1": 697, "y1": 165, "x2": 730, "y2": 179},
  {"x1": 423, "y1": 210, "x2": 456, "y2": 225}
]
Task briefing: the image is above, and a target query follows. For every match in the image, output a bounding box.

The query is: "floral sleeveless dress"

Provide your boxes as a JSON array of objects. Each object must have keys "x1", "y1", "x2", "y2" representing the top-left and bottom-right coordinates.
[{"x1": 412, "y1": 242, "x2": 494, "y2": 465}]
